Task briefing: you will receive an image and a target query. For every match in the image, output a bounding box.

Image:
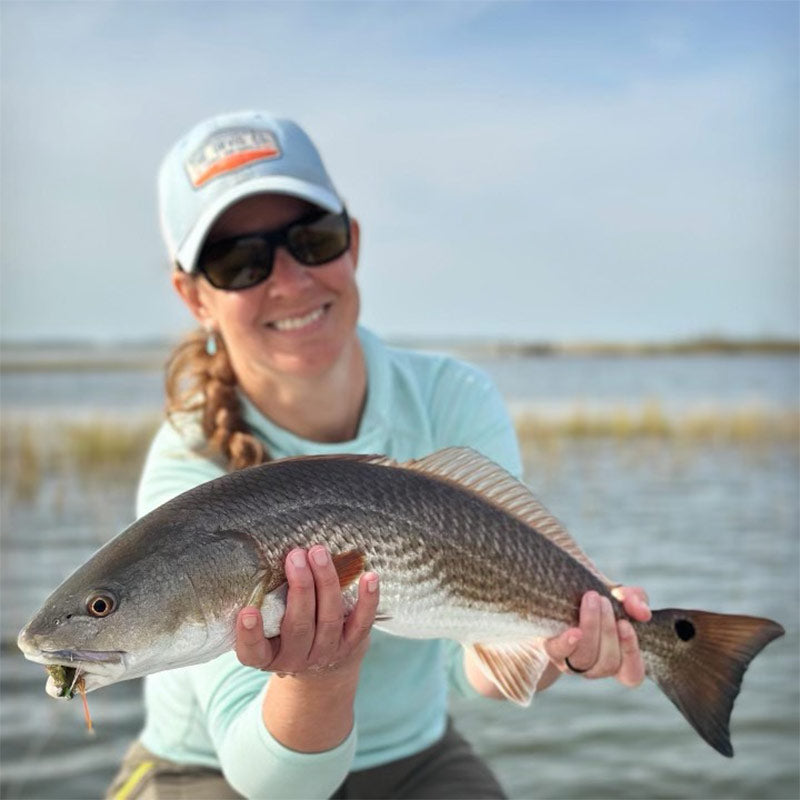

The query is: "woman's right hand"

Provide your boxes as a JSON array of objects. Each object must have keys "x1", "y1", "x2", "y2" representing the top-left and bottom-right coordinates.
[{"x1": 235, "y1": 545, "x2": 379, "y2": 678}]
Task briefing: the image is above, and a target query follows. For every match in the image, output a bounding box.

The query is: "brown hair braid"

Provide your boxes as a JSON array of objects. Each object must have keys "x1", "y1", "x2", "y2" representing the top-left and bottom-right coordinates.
[{"x1": 165, "y1": 329, "x2": 268, "y2": 471}]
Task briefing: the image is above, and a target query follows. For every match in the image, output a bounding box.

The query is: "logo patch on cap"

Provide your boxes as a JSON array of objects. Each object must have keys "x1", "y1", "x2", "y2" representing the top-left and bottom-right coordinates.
[{"x1": 185, "y1": 128, "x2": 281, "y2": 188}]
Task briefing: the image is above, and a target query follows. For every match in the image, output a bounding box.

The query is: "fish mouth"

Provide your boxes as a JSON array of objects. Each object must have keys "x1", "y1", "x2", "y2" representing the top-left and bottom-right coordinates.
[
  {"x1": 40, "y1": 649, "x2": 126, "y2": 665},
  {"x1": 31, "y1": 650, "x2": 127, "y2": 696}
]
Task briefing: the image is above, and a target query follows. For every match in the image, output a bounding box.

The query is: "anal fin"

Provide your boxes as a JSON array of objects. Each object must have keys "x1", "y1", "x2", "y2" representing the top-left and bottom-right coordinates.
[{"x1": 468, "y1": 638, "x2": 551, "y2": 707}]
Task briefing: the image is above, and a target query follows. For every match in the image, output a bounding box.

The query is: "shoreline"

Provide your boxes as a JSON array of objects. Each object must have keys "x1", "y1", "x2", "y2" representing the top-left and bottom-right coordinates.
[{"x1": 1, "y1": 336, "x2": 798, "y2": 372}]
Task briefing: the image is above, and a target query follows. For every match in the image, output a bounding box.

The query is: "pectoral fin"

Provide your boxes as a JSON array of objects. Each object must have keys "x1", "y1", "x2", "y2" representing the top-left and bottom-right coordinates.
[
  {"x1": 332, "y1": 550, "x2": 366, "y2": 589},
  {"x1": 467, "y1": 638, "x2": 551, "y2": 707}
]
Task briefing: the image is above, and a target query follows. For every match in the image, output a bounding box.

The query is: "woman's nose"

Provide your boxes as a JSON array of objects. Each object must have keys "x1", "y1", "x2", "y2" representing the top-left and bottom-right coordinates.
[{"x1": 266, "y1": 248, "x2": 315, "y2": 295}]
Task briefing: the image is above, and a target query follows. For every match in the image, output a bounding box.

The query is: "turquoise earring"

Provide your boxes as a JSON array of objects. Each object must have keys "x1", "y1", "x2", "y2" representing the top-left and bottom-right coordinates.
[{"x1": 204, "y1": 326, "x2": 218, "y2": 356}]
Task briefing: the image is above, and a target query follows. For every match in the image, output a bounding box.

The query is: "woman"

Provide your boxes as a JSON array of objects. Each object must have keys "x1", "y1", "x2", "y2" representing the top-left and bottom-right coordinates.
[{"x1": 107, "y1": 111, "x2": 651, "y2": 800}]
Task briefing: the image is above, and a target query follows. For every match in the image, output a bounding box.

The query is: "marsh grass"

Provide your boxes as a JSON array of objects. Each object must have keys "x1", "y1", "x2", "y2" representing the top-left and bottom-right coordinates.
[
  {"x1": 3, "y1": 426, "x2": 42, "y2": 502},
  {"x1": 1, "y1": 402, "x2": 796, "y2": 504},
  {"x1": 1, "y1": 417, "x2": 160, "y2": 502},
  {"x1": 63, "y1": 422, "x2": 157, "y2": 474},
  {"x1": 513, "y1": 400, "x2": 798, "y2": 445}
]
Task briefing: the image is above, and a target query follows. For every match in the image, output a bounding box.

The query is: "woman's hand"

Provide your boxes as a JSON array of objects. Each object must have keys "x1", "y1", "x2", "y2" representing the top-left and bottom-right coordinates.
[
  {"x1": 235, "y1": 545, "x2": 379, "y2": 678},
  {"x1": 232, "y1": 545, "x2": 378, "y2": 753},
  {"x1": 544, "y1": 586, "x2": 651, "y2": 687}
]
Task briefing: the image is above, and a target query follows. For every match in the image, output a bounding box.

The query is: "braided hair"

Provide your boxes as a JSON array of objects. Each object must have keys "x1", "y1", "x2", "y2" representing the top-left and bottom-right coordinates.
[{"x1": 165, "y1": 329, "x2": 268, "y2": 471}]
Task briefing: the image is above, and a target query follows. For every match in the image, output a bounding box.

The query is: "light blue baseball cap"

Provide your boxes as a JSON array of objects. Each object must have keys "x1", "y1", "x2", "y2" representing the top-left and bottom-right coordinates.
[{"x1": 158, "y1": 111, "x2": 344, "y2": 273}]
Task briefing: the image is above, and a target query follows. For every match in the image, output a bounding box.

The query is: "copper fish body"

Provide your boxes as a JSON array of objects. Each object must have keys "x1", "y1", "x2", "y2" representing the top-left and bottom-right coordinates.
[{"x1": 17, "y1": 447, "x2": 784, "y2": 756}]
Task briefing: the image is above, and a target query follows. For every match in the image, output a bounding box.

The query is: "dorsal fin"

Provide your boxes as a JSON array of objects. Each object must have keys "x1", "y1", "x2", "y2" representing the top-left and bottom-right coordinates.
[
  {"x1": 270, "y1": 453, "x2": 395, "y2": 467},
  {"x1": 396, "y1": 447, "x2": 615, "y2": 588}
]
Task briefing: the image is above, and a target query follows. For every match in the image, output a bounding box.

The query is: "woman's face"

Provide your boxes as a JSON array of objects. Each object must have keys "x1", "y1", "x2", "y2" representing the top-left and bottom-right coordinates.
[{"x1": 175, "y1": 194, "x2": 361, "y2": 382}]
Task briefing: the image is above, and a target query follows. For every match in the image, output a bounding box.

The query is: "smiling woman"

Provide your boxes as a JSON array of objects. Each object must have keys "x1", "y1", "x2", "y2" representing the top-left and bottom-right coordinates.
[
  {"x1": 99, "y1": 111, "x2": 652, "y2": 800},
  {"x1": 171, "y1": 193, "x2": 365, "y2": 447}
]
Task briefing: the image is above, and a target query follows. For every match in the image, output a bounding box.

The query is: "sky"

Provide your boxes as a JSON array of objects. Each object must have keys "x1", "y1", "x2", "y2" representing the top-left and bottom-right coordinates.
[{"x1": 1, "y1": 0, "x2": 797, "y2": 344}]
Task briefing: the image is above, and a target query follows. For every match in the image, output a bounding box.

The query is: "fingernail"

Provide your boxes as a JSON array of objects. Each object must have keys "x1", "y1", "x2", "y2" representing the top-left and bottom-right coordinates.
[
  {"x1": 366, "y1": 574, "x2": 378, "y2": 593},
  {"x1": 586, "y1": 592, "x2": 598, "y2": 609},
  {"x1": 290, "y1": 550, "x2": 307, "y2": 569},
  {"x1": 242, "y1": 613, "x2": 258, "y2": 630},
  {"x1": 312, "y1": 548, "x2": 328, "y2": 567}
]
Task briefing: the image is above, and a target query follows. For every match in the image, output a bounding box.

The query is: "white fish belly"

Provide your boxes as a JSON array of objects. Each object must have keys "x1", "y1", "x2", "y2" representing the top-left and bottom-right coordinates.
[{"x1": 374, "y1": 578, "x2": 567, "y2": 644}]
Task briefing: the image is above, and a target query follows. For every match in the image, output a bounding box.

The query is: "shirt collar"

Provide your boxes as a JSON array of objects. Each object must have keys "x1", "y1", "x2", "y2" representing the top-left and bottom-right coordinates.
[{"x1": 238, "y1": 326, "x2": 390, "y2": 458}]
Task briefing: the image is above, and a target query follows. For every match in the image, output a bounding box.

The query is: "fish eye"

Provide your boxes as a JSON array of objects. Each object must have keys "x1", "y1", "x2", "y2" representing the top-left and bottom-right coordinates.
[
  {"x1": 674, "y1": 618, "x2": 696, "y2": 641},
  {"x1": 86, "y1": 592, "x2": 116, "y2": 618}
]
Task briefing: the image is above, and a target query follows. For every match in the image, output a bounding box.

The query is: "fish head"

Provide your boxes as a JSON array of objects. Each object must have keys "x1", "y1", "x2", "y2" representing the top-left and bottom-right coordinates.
[
  {"x1": 17, "y1": 532, "x2": 223, "y2": 693},
  {"x1": 18, "y1": 577, "x2": 131, "y2": 692}
]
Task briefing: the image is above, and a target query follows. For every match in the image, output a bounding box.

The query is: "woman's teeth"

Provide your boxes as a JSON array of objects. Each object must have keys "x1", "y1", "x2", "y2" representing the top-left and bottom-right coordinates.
[{"x1": 270, "y1": 306, "x2": 325, "y2": 331}]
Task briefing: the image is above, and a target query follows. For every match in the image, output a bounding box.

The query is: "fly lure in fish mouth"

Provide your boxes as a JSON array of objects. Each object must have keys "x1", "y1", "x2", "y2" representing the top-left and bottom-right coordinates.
[
  {"x1": 43, "y1": 665, "x2": 94, "y2": 732},
  {"x1": 45, "y1": 664, "x2": 80, "y2": 698}
]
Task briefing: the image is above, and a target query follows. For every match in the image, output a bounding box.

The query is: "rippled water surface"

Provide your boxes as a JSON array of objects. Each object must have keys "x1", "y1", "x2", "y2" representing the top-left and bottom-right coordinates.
[{"x1": 1, "y1": 354, "x2": 798, "y2": 799}]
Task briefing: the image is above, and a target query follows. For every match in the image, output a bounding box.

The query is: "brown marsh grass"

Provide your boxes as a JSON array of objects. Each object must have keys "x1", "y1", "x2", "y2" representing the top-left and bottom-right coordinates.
[
  {"x1": 1, "y1": 416, "x2": 160, "y2": 503},
  {"x1": 513, "y1": 400, "x2": 798, "y2": 445}
]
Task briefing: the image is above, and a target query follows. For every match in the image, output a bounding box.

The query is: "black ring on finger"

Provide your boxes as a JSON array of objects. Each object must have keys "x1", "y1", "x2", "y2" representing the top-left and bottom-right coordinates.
[{"x1": 565, "y1": 656, "x2": 590, "y2": 674}]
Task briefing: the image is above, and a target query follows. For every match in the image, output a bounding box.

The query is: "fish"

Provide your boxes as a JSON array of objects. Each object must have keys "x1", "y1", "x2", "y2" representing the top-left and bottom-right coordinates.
[{"x1": 17, "y1": 447, "x2": 784, "y2": 756}]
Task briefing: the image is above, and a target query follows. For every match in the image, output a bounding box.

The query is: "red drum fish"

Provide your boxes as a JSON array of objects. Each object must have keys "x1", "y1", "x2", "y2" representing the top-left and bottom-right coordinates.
[{"x1": 18, "y1": 448, "x2": 784, "y2": 755}]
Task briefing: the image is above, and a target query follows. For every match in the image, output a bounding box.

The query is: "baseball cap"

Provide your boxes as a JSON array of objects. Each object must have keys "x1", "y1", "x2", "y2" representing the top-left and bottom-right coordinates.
[{"x1": 158, "y1": 111, "x2": 344, "y2": 273}]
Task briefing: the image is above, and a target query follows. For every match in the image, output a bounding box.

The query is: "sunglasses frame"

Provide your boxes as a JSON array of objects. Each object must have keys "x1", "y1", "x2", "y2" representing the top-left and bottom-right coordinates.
[{"x1": 193, "y1": 207, "x2": 351, "y2": 291}]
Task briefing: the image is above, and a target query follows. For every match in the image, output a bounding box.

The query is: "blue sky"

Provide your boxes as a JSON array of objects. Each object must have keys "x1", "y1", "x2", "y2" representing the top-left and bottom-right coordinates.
[{"x1": 1, "y1": 0, "x2": 797, "y2": 343}]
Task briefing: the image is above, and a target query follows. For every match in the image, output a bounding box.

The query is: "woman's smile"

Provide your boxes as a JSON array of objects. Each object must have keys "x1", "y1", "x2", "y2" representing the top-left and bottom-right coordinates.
[{"x1": 266, "y1": 302, "x2": 332, "y2": 332}]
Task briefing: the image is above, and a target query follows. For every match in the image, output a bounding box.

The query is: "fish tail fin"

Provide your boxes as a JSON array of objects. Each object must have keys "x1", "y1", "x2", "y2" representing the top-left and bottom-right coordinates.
[{"x1": 646, "y1": 608, "x2": 784, "y2": 757}]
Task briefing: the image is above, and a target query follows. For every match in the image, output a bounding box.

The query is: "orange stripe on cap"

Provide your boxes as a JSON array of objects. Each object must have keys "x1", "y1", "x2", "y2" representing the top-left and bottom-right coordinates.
[{"x1": 192, "y1": 147, "x2": 279, "y2": 187}]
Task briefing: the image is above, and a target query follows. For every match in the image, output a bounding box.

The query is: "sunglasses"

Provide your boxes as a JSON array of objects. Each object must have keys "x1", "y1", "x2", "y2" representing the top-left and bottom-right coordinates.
[{"x1": 195, "y1": 208, "x2": 351, "y2": 290}]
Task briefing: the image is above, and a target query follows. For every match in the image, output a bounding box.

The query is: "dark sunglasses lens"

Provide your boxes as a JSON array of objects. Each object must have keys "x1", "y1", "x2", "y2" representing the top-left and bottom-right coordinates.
[
  {"x1": 287, "y1": 212, "x2": 350, "y2": 265},
  {"x1": 201, "y1": 238, "x2": 273, "y2": 290}
]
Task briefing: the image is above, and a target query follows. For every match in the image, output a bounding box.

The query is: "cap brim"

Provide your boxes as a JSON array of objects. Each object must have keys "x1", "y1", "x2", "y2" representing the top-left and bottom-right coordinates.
[{"x1": 176, "y1": 176, "x2": 344, "y2": 273}]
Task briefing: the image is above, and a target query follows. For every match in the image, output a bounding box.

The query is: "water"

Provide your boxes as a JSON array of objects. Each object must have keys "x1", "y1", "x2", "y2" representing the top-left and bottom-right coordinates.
[
  {"x1": 1, "y1": 353, "x2": 798, "y2": 799},
  {"x1": 1, "y1": 353, "x2": 798, "y2": 415},
  {"x1": 470, "y1": 353, "x2": 799, "y2": 413}
]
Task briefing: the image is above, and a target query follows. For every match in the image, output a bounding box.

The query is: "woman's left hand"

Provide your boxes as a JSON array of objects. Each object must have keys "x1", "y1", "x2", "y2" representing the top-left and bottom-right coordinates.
[{"x1": 544, "y1": 586, "x2": 651, "y2": 687}]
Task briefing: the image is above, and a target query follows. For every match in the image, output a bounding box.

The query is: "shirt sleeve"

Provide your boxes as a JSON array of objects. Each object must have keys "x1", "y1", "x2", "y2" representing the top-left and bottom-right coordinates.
[
  {"x1": 136, "y1": 420, "x2": 357, "y2": 797},
  {"x1": 428, "y1": 358, "x2": 523, "y2": 478},
  {"x1": 188, "y1": 654, "x2": 356, "y2": 799}
]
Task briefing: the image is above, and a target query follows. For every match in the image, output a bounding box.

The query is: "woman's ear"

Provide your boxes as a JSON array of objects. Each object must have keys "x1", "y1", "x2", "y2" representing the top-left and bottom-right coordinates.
[{"x1": 171, "y1": 269, "x2": 210, "y2": 326}]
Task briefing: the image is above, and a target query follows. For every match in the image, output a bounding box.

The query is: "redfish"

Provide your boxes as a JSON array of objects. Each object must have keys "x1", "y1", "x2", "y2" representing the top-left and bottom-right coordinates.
[{"x1": 17, "y1": 447, "x2": 784, "y2": 756}]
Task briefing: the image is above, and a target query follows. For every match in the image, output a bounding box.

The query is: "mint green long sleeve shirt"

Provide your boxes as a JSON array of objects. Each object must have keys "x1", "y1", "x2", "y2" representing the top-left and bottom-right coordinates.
[{"x1": 134, "y1": 327, "x2": 522, "y2": 799}]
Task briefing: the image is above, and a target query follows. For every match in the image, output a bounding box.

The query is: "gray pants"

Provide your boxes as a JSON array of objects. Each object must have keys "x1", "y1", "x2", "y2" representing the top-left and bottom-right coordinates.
[{"x1": 106, "y1": 721, "x2": 506, "y2": 799}]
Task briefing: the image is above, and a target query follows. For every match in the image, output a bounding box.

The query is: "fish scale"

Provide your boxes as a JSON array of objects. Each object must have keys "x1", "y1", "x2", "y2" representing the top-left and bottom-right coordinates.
[{"x1": 18, "y1": 447, "x2": 784, "y2": 757}]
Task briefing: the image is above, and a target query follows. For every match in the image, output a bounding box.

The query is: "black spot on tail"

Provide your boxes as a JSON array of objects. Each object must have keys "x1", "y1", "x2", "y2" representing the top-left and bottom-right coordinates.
[{"x1": 675, "y1": 619, "x2": 696, "y2": 641}]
